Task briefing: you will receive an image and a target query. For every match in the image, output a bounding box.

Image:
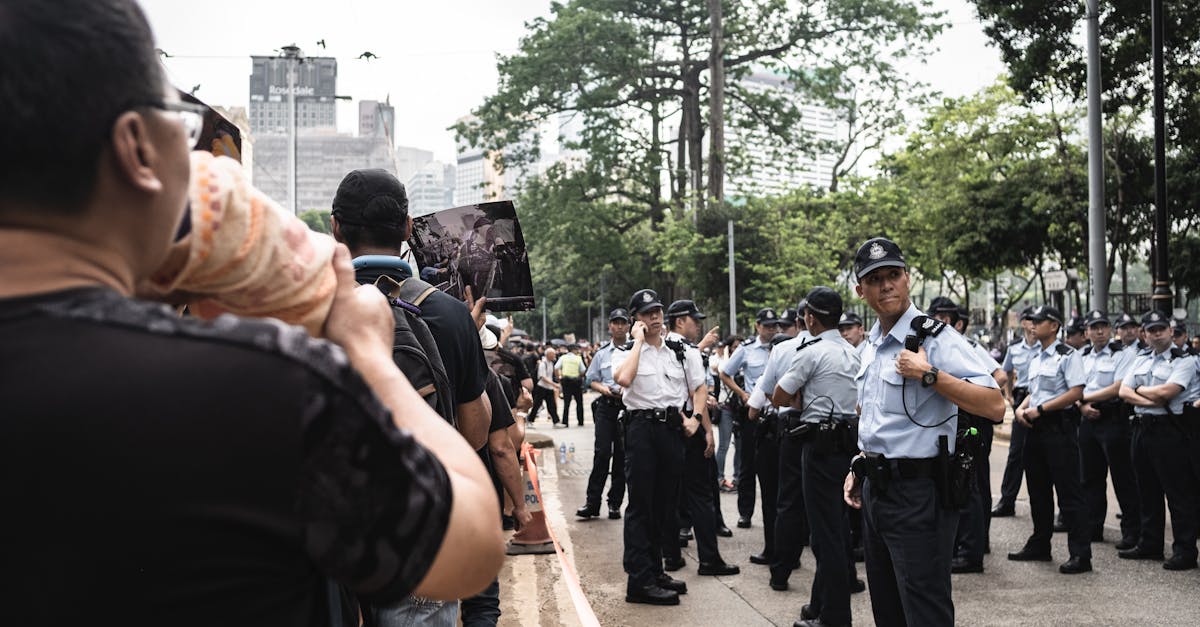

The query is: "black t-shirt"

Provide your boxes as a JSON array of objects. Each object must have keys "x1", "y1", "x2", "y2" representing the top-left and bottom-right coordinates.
[
  {"x1": 0, "y1": 288, "x2": 453, "y2": 626},
  {"x1": 357, "y1": 269, "x2": 488, "y2": 408}
]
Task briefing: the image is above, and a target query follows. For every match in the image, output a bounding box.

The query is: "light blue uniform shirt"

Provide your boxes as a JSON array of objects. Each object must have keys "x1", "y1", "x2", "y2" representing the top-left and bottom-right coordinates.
[
  {"x1": 1081, "y1": 342, "x2": 1125, "y2": 395},
  {"x1": 1002, "y1": 339, "x2": 1038, "y2": 388},
  {"x1": 722, "y1": 336, "x2": 773, "y2": 395},
  {"x1": 1026, "y1": 340, "x2": 1086, "y2": 407},
  {"x1": 777, "y1": 329, "x2": 860, "y2": 422},
  {"x1": 756, "y1": 331, "x2": 812, "y2": 398},
  {"x1": 856, "y1": 304, "x2": 998, "y2": 458},
  {"x1": 585, "y1": 341, "x2": 619, "y2": 390},
  {"x1": 1121, "y1": 348, "x2": 1196, "y2": 415}
]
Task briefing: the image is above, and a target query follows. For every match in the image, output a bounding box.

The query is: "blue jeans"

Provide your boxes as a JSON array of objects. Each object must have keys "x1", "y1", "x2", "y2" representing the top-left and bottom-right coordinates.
[
  {"x1": 715, "y1": 407, "x2": 734, "y2": 481},
  {"x1": 366, "y1": 595, "x2": 459, "y2": 627},
  {"x1": 460, "y1": 579, "x2": 500, "y2": 627}
]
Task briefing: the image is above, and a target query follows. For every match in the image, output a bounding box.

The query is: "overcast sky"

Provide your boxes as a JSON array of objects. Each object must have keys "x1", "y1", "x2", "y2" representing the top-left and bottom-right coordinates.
[{"x1": 143, "y1": 0, "x2": 1007, "y2": 164}]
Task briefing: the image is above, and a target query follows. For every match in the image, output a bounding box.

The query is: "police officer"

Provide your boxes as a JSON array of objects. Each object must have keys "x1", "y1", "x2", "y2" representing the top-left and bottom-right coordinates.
[
  {"x1": 1076, "y1": 310, "x2": 1140, "y2": 550},
  {"x1": 613, "y1": 289, "x2": 706, "y2": 605},
  {"x1": 992, "y1": 307, "x2": 1038, "y2": 518},
  {"x1": 771, "y1": 287, "x2": 861, "y2": 627},
  {"x1": 838, "y1": 311, "x2": 866, "y2": 352},
  {"x1": 780, "y1": 308, "x2": 802, "y2": 338},
  {"x1": 1117, "y1": 310, "x2": 1200, "y2": 570},
  {"x1": 1007, "y1": 305, "x2": 1091, "y2": 574},
  {"x1": 844, "y1": 238, "x2": 1003, "y2": 626},
  {"x1": 720, "y1": 308, "x2": 781, "y2": 536},
  {"x1": 576, "y1": 308, "x2": 631, "y2": 520}
]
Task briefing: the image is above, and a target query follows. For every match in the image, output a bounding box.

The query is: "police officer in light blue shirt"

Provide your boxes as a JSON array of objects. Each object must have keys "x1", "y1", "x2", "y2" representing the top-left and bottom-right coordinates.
[
  {"x1": 1076, "y1": 310, "x2": 1140, "y2": 550},
  {"x1": 993, "y1": 307, "x2": 1038, "y2": 517},
  {"x1": 1008, "y1": 305, "x2": 1091, "y2": 574},
  {"x1": 577, "y1": 308, "x2": 631, "y2": 520},
  {"x1": 1117, "y1": 310, "x2": 1200, "y2": 570},
  {"x1": 843, "y1": 238, "x2": 1003, "y2": 627}
]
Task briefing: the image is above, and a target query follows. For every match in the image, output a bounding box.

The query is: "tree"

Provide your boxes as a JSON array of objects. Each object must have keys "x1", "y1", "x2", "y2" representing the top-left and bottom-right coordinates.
[{"x1": 299, "y1": 209, "x2": 331, "y2": 234}]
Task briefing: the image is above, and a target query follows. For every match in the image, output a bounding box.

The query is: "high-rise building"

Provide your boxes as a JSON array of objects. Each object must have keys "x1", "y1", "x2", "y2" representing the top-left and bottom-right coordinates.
[
  {"x1": 407, "y1": 161, "x2": 456, "y2": 217},
  {"x1": 725, "y1": 71, "x2": 841, "y2": 197},
  {"x1": 253, "y1": 134, "x2": 398, "y2": 214},
  {"x1": 359, "y1": 99, "x2": 396, "y2": 141},
  {"x1": 248, "y1": 54, "x2": 338, "y2": 135},
  {"x1": 395, "y1": 146, "x2": 434, "y2": 187}
]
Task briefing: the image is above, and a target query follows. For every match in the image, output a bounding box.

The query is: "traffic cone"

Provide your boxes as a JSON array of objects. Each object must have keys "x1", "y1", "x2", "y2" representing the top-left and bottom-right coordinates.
[{"x1": 507, "y1": 444, "x2": 556, "y2": 555}]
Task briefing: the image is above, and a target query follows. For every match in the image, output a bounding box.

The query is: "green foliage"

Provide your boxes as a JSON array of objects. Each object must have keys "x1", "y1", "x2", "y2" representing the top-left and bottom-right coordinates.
[{"x1": 299, "y1": 209, "x2": 331, "y2": 234}]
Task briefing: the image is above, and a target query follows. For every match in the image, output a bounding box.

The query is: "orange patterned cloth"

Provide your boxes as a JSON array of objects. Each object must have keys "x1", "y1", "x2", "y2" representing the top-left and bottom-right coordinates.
[{"x1": 147, "y1": 152, "x2": 337, "y2": 336}]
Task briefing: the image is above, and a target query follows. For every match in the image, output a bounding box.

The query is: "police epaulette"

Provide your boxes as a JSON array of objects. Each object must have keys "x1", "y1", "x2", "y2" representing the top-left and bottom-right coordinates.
[
  {"x1": 1170, "y1": 346, "x2": 1186, "y2": 359},
  {"x1": 966, "y1": 336, "x2": 978, "y2": 347},
  {"x1": 910, "y1": 315, "x2": 947, "y2": 339},
  {"x1": 618, "y1": 340, "x2": 635, "y2": 351},
  {"x1": 1009, "y1": 337, "x2": 1023, "y2": 346},
  {"x1": 1055, "y1": 343, "x2": 1074, "y2": 355},
  {"x1": 795, "y1": 337, "x2": 823, "y2": 352},
  {"x1": 598, "y1": 341, "x2": 612, "y2": 350},
  {"x1": 1108, "y1": 340, "x2": 1125, "y2": 353},
  {"x1": 1081, "y1": 345, "x2": 1093, "y2": 356}
]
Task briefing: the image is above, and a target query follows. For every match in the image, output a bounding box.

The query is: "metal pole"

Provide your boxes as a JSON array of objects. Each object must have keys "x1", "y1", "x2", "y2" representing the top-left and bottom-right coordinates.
[
  {"x1": 282, "y1": 44, "x2": 302, "y2": 215},
  {"x1": 542, "y1": 298, "x2": 547, "y2": 344},
  {"x1": 1150, "y1": 0, "x2": 1172, "y2": 312},
  {"x1": 727, "y1": 219, "x2": 736, "y2": 336},
  {"x1": 1085, "y1": 0, "x2": 1108, "y2": 313}
]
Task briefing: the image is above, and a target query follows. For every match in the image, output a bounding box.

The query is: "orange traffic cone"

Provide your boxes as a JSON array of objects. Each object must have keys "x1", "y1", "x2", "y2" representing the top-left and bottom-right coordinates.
[{"x1": 507, "y1": 444, "x2": 556, "y2": 555}]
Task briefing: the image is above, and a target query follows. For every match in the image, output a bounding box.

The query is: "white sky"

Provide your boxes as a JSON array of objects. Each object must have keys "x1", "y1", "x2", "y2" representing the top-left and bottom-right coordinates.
[{"x1": 143, "y1": 0, "x2": 1007, "y2": 163}]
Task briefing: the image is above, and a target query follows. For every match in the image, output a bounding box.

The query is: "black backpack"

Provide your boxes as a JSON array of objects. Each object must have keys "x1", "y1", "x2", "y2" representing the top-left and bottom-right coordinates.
[{"x1": 372, "y1": 274, "x2": 456, "y2": 427}]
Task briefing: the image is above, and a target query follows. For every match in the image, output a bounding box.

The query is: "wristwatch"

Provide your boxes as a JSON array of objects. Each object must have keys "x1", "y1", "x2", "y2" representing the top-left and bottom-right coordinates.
[{"x1": 921, "y1": 366, "x2": 939, "y2": 388}]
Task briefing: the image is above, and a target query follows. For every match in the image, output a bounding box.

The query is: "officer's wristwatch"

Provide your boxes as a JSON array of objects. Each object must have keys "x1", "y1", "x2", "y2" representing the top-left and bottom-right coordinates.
[{"x1": 921, "y1": 366, "x2": 939, "y2": 388}]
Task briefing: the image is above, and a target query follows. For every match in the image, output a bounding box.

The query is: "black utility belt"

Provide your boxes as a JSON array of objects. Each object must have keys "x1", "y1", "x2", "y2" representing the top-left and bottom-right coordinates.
[
  {"x1": 1013, "y1": 386, "x2": 1030, "y2": 395},
  {"x1": 597, "y1": 395, "x2": 625, "y2": 408},
  {"x1": 627, "y1": 407, "x2": 682, "y2": 427},
  {"x1": 959, "y1": 412, "x2": 994, "y2": 430},
  {"x1": 854, "y1": 453, "x2": 937, "y2": 480},
  {"x1": 1031, "y1": 406, "x2": 1080, "y2": 430}
]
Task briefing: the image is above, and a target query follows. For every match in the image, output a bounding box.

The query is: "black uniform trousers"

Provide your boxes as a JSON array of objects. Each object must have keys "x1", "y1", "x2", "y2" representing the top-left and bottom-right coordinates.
[
  {"x1": 799, "y1": 441, "x2": 854, "y2": 626},
  {"x1": 737, "y1": 416, "x2": 758, "y2": 520},
  {"x1": 585, "y1": 397, "x2": 626, "y2": 511},
  {"x1": 771, "y1": 434, "x2": 808, "y2": 581},
  {"x1": 1077, "y1": 403, "x2": 1140, "y2": 542},
  {"x1": 675, "y1": 430, "x2": 723, "y2": 564},
  {"x1": 1021, "y1": 411, "x2": 1091, "y2": 559},
  {"x1": 862, "y1": 473, "x2": 957, "y2": 627},
  {"x1": 531, "y1": 385, "x2": 559, "y2": 424},
  {"x1": 955, "y1": 417, "x2": 994, "y2": 564},
  {"x1": 561, "y1": 377, "x2": 584, "y2": 425},
  {"x1": 996, "y1": 386, "x2": 1029, "y2": 509},
  {"x1": 757, "y1": 420, "x2": 781, "y2": 557},
  {"x1": 1131, "y1": 416, "x2": 1199, "y2": 560},
  {"x1": 623, "y1": 416, "x2": 685, "y2": 589}
]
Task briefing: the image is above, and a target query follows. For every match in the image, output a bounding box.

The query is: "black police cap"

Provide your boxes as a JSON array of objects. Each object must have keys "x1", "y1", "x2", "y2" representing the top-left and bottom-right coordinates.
[
  {"x1": 1028, "y1": 305, "x2": 1063, "y2": 325},
  {"x1": 803, "y1": 286, "x2": 843, "y2": 318},
  {"x1": 1141, "y1": 310, "x2": 1170, "y2": 330},
  {"x1": 756, "y1": 308, "x2": 779, "y2": 324},
  {"x1": 1084, "y1": 310, "x2": 1109, "y2": 327},
  {"x1": 1114, "y1": 312, "x2": 1137, "y2": 328},
  {"x1": 853, "y1": 237, "x2": 906, "y2": 280},
  {"x1": 838, "y1": 311, "x2": 863, "y2": 327},
  {"x1": 628, "y1": 289, "x2": 663, "y2": 314},
  {"x1": 609, "y1": 307, "x2": 631, "y2": 322},
  {"x1": 781, "y1": 308, "x2": 799, "y2": 325},
  {"x1": 667, "y1": 299, "x2": 706, "y2": 320}
]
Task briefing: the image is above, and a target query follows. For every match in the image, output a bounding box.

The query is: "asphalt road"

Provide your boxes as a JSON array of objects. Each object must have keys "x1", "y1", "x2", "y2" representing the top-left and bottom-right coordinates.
[{"x1": 499, "y1": 392, "x2": 1200, "y2": 626}]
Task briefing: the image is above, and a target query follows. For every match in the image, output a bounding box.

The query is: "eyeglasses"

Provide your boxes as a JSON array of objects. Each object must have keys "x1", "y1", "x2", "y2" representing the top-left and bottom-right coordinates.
[{"x1": 144, "y1": 100, "x2": 206, "y2": 149}]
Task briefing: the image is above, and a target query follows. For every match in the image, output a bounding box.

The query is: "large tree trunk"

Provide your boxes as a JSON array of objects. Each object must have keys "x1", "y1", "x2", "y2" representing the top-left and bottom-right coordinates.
[
  {"x1": 650, "y1": 98, "x2": 665, "y2": 225},
  {"x1": 707, "y1": 0, "x2": 725, "y2": 204}
]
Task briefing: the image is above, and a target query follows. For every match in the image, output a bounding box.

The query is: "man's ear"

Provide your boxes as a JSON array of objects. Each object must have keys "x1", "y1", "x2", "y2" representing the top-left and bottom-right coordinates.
[
  {"x1": 330, "y1": 215, "x2": 343, "y2": 242},
  {"x1": 855, "y1": 283, "x2": 864, "y2": 299},
  {"x1": 404, "y1": 214, "x2": 413, "y2": 241},
  {"x1": 109, "y1": 111, "x2": 163, "y2": 194}
]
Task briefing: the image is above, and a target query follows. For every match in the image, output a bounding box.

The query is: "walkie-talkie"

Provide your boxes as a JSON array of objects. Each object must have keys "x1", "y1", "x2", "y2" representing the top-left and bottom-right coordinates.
[{"x1": 904, "y1": 334, "x2": 921, "y2": 353}]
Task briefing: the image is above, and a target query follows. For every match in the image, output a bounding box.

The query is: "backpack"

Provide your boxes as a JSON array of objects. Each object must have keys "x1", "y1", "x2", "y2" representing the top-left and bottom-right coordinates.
[{"x1": 372, "y1": 274, "x2": 456, "y2": 427}]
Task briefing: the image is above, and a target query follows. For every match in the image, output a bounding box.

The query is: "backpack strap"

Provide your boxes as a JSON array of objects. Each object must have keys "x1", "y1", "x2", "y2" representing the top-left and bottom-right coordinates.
[{"x1": 397, "y1": 277, "x2": 440, "y2": 308}]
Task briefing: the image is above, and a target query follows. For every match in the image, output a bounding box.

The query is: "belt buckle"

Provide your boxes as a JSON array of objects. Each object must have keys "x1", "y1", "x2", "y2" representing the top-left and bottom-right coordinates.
[{"x1": 654, "y1": 409, "x2": 668, "y2": 423}]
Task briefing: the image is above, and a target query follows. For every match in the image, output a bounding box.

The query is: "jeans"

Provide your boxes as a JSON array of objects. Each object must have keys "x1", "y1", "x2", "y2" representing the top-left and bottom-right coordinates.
[
  {"x1": 365, "y1": 595, "x2": 459, "y2": 627},
  {"x1": 715, "y1": 407, "x2": 734, "y2": 482},
  {"x1": 461, "y1": 579, "x2": 500, "y2": 627}
]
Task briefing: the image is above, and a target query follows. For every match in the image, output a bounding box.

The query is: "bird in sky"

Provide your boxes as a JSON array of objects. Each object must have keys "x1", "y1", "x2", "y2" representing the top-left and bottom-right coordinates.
[
  {"x1": 316, "y1": 39, "x2": 326, "y2": 49},
  {"x1": 357, "y1": 51, "x2": 379, "y2": 61},
  {"x1": 190, "y1": 84, "x2": 201, "y2": 95}
]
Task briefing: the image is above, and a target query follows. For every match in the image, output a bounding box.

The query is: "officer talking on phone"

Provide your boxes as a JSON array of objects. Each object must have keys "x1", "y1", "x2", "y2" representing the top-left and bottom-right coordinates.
[{"x1": 843, "y1": 238, "x2": 1004, "y2": 627}]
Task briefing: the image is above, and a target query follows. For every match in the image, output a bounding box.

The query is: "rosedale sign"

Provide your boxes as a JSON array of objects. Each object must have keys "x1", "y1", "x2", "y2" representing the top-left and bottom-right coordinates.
[{"x1": 268, "y1": 85, "x2": 316, "y2": 97}]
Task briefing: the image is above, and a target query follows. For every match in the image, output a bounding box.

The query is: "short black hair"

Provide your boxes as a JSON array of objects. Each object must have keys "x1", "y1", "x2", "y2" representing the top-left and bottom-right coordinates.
[
  {"x1": 805, "y1": 307, "x2": 840, "y2": 330},
  {"x1": 0, "y1": 0, "x2": 164, "y2": 214}
]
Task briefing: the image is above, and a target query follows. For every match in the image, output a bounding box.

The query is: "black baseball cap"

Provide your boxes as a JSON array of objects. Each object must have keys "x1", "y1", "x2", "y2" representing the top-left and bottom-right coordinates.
[
  {"x1": 667, "y1": 299, "x2": 706, "y2": 320},
  {"x1": 838, "y1": 311, "x2": 863, "y2": 327},
  {"x1": 331, "y1": 168, "x2": 409, "y2": 229},
  {"x1": 628, "y1": 289, "x2": 663, "y2": 314},
  {"x1": 853, "y1": 237, "x2": 906, "y2": 280},
  {"x1": 1028, "y1": 305, "x2": 1063, "y2": 325},
  {"x1": 609, "y1": 308, "x2": 631, "y2": 322},
  {"x1": 803, "y1": 286, "x2": 843, "y2": 319},
  {"x1": 1084, "y1": 310, "x2": 1109, "y2": 327},
  {"x1": 1114, "y1": 312, "x2": 1137, "y2": 328},
  {"x1": 756, "y1": 308, "x2": 779, "y2": 324},
  {"x1": 1142, "y1": 310, "x2": 1170, "y2": 330}
]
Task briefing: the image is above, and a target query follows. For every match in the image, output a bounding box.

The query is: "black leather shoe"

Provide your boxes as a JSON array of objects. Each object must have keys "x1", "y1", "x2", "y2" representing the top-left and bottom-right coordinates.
[
  {"x1": 795, "y1": 620, "x2": 849, "y2": 627},
  {"x1": 575, "y1": 504, "x2": 600, "y2": 519},
  {"x1": 1118, "y1": 546, "x2": 1165, "y2": 561},
  {"x1": 1114, "y1": 537, "x2": 1137, "y2": 551},
  {"x1": 749, "y1": 552, "x2": 772, "y2": 565},
  {"x1": 849, "y1": 577, "x2": 866, "y2": 593},
  {"x1": 608, "y1": 508, "x2": 622, "y2": 520},
  {"x1": 716, "y1": 524, "x2": 733, "y2": 537},
  {"x1": 990, "y1": 504, "x2": 1015, "y2": 517},
  {"x1": 1007, "y1": 546, "x2": 1052, "y2": 561},
  {"x1": 737, "y1": 516, "x2": 752, "y2": 528},
  {"x1": 664, "y1": 556, "x2": 686, "y2": 572},
  {"x1": 1162, "y1": 555, "x2": 1199, "y2": 571},
  {"x1": 698, "y1": 561, "x2": 741, "y2": 576},
  {"x1": 656, "y1": 573, "x2": 688, "y2": 594},
  {"x1": 800, "y1": 604, "x2": 818, "y2": 620},
  {"x1": 951, "y1": 557, "x2": 984, "y2": 573},
  {"x1": 1059, "y1": 556, "x2": 1092, "y2": 574},
  {"x1": 769, "y1": 576, "x2": 788, "y2": 591},
  {"x1": 625, "y1": 584, "x2": 680, "y2": 606}
]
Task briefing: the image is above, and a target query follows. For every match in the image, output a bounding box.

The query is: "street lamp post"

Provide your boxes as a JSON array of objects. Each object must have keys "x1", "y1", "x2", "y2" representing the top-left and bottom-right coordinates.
[
  {"x1": 1150, "y1": 0, "x2": 1172, "y2": 312},
  {"x1": 1084, "y1": 0, "x2": 1107, "y2": 314},
  {"x1": 281, "y1": 44, "x2": 302, "y2": 215}
]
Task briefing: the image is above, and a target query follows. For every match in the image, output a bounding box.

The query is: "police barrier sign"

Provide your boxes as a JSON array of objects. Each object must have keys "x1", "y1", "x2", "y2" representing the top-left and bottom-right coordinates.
[{"x1": 1044, "y1": 270, "x2": 1069, "y2": 292}]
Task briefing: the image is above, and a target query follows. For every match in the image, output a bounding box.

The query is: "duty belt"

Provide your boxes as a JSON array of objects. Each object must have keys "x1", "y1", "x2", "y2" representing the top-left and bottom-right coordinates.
[
  {"x1": 853, "y1": 453, "x2": 938, "y2": 496},
  {"x1": 1031, "y1": 407, "x2": 1079, "y2": 433},
  {"x1": 597, "y1": 395, "x2": 625, "y2": 409},
  {"x1": 627, "y1": 407, "x2": 682, "y2": 428}
]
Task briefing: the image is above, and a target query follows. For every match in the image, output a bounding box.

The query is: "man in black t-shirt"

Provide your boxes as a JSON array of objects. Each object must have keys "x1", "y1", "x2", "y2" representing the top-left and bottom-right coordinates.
[{"x1": 0, "y1": 3, "x2": 503, "y2": 624}]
